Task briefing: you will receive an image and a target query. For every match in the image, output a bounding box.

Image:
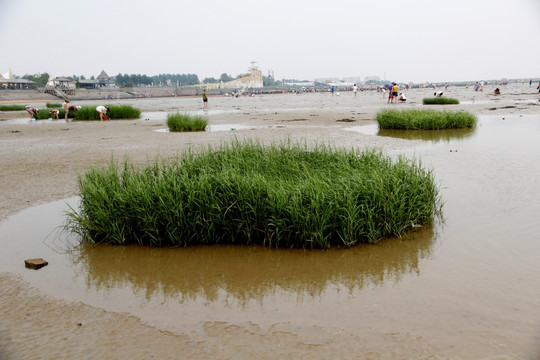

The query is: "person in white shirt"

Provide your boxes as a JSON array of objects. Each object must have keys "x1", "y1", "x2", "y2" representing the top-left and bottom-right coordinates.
[
  {"x1": 434, "y1": 91, "x2": 443, "y2": 97},
  {"x1": 96, "y1": 105, "x2": 110, "y2": 121},
  {"x1": 398, "y1": 93, "x2": 407, "y2": 102},
  {"x1": 353, "y1": 84, "x2": 358, "y2": 98}
]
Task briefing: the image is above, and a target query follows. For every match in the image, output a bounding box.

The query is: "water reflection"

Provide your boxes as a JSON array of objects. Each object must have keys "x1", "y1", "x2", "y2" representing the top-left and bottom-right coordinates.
[
  {"x1": 377, "y1": 127, "x2": 476, "y2": 142},
  {"x1": 69, "y1": 224, "x2": 436, "y2": 304}
]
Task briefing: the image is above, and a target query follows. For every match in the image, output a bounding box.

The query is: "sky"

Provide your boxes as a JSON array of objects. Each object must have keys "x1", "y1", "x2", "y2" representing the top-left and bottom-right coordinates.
[{"x1": 1, "y1": 0, "x2": 539, "y2": 83}]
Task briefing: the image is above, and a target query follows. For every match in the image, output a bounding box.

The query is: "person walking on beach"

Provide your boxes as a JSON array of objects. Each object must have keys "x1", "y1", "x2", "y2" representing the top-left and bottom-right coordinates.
[
  {"x1": 25, "y1": 106, "x2": 38, "y2": 119},
  {"x1": 63, "y1": 99, "x2": 70, "y2": 122},
  {"x1": 202, "y1": 90, "x2": 208, "y2": 108},
  {"x1": 331, "y1": 85, "x2": 335, "y2": 96},
  {"x1": 96, "y1": 105, "x2": 110, "y2": 121},
  {"x1": 353, "y1": 84, "x2": 358, "y2": 98}
]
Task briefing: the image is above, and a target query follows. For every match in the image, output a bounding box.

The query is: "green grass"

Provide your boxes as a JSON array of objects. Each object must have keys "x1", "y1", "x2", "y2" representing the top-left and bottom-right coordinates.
[
  {"x1": 423, "y1": 97, "x2": 460, "y2": 105},
  {"x1": 0, "y1": 105, "x2": 26, "y2": 111},
  {"x1": 32, "y1": 105, "x2": 140, "y2": 120},
  {"x1": 34, "y1": 108, "x2": 74, "y2": 119},
  {"x1": 46, "y1": 102, "x2": 62, "y2": 108},
  {"x1": 377, "y1": 109, "x2": 477, "y2": 130},
  {"x1": 66, "y1": 141, "x2": 442, "y2": 248},
  {"x1": 167, "y1": 112, "x2": 207, "y2": 132},
  {"x1": 74, "y1": 105, "x2": 141, "y2": 120}
]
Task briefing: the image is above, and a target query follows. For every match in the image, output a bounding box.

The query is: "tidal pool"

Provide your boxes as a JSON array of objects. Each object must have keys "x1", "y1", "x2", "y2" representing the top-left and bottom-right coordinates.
[{"x1": 1, "y1": 115, "x2": 539, "y2": 358}]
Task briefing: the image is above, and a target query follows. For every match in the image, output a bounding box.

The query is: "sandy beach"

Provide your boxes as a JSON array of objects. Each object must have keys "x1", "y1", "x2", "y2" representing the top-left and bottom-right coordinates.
[{"x1": 1, "y1": 84, "x2": 539, "y2": 359}]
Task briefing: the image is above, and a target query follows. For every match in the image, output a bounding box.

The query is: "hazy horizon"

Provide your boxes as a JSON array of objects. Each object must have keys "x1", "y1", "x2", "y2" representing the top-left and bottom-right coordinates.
[{"x1": 1, "y1": 0, "x2": 539, "y2": 83}]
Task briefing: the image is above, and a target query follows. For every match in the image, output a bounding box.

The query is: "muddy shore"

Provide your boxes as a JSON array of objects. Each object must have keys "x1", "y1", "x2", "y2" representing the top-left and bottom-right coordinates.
[{"x1": 1, "y1": 84, "x2": 539, "y2": 359}]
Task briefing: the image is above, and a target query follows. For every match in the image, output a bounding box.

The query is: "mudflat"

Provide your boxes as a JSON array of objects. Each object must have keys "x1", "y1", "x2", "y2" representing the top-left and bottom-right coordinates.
[{"x1": 1, "y1": 84, "x2": 539, "y2": 359}]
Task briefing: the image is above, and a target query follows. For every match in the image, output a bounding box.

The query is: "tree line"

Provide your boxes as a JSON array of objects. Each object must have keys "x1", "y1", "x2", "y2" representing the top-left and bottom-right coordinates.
[{"x1": 17, "y1": 72, "x2": 279, "y2": 88}]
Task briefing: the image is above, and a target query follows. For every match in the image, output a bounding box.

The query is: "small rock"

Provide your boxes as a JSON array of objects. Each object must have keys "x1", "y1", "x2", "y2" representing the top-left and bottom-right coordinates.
[{"x1": 24, "y1": 258, "x2": 48, "y2": 270}]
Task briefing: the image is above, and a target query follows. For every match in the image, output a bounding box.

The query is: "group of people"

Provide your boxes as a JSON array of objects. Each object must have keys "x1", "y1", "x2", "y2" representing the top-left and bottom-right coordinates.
[
  {"x1": 25, "y1": 100, "x2": 109, "y2": 122},
  {"x1": 384, "y1": 83, "x2": 407, "y2": 103}
]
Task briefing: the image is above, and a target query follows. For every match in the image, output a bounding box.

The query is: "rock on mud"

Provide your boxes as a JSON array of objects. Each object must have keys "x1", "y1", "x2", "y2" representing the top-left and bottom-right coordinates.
[{"x1": 24, "y1": 258, "x2": 48, "y2": 270}]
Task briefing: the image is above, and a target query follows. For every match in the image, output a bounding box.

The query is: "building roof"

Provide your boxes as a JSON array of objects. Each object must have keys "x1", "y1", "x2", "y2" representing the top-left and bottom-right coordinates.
[
  {"x1": 97, "y1": 70, "x2": 109, "y2": 80},
  {"x1": 2, "y1": 69, "x2": 13, "y2": 79},
  {"x1": 51, "y1": 77, "x2": 75, "y2": 82},
  {"x1": 0, "y1": 78, "x2": 34, "y2": 84}
]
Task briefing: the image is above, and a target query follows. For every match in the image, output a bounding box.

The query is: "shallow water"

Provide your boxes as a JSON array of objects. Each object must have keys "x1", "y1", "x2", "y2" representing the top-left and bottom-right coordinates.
[{"x1": 1, "y1": 115, "x2": 540, "y2": 357}]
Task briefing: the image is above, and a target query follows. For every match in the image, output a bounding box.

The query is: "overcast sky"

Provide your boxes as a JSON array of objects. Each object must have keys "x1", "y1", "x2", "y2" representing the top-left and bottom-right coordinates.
[{"x1": 1, "y1": 0, "x2": 539, "y2": 83}]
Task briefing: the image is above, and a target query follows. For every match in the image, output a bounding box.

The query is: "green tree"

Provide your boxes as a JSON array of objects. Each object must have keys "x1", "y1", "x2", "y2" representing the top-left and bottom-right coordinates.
[
  {"x1": 203, "y1": 77, "x2": 218, "y2": 84},
  {"x1": 263, "y1": 76, "x2": 279, "y2": 87},
  {"x1": 220, "y1": 73, "x2": 235, "y2": 82},
  {"x1": 22, "y1": 73, "x2": 49, "y2": 87}
]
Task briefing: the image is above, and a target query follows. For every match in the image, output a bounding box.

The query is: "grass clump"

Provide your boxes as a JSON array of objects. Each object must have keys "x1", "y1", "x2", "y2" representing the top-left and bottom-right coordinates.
[
  {"x1": 46, "y1": 102, "x2": 62, "y2": 108},
  {"x1": 34, "y1": 108, "x2": 74, "y2": 119},
  {"x1": 377, "y1": 109, "x2": 477, "y2": 130},
  {"x1": 74, "y1": 105, "x2": 141, "y2": 120},
  {"x1": 0, "y1": 105, "x2": 26, "y2": 111},
  {"x1": 66, "y1": 141, "x2": 441, "y2": 248},
  {"x1": 167, "y1": 112, "x2": 207, "y2": 132},
  {"x1": 423, "y1": 97, "x2": 460, "y2": 105}
]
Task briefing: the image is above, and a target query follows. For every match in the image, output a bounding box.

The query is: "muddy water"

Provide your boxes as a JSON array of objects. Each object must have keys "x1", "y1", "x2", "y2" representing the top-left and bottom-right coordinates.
[{"x1": 1, "y1": 115, "x2": 539, "y2": 358}]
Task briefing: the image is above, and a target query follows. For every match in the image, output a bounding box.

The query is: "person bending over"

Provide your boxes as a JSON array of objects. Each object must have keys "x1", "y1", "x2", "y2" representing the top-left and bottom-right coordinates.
[
  {"x1": 25, "y1": 106, "x2": 38, "y2": 119},
  {"x1": 49, "y1": 109, "x2": 59, "y2": 120},
  {"x1": 96, "y1": 105, "x2": 110, "y2": 121}
]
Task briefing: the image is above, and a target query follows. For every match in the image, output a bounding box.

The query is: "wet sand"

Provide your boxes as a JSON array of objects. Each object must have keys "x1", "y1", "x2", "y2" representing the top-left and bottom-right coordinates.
[{"x1": 1, "y1": 84, "x2": 539, "y2": 359}]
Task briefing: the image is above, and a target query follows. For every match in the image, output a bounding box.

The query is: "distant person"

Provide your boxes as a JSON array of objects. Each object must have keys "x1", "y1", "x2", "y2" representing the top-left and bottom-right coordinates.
[
  {"x1": 62, "y1": 99, "x2": 70, "y2": 122},
  {"x1": 96, "y1": 105, "x2": 110, "y2": 121},
  {"x1": 529, "y1": 79, "x2": 532, "y2": 87},
  {"x1": 331, "y1": 85, "x2": 335, "y2": 96},
  {"x1": 202, "y1": 89, "x2": 208, "y2": 108},
  {"x1": 353, "y1": 84, "x2": 358, "y2": 98},
  {"x1": 380, "y1": 86, "x2": 386, "y2": 99},
  {"x1": 434, "y1": 91, "x2": 443, "y2": 97},
  {"x1": 391, "y1": 82, "x2": 398, "y2": 103},
  {"x1": 494, "y1": 88, "x2": 500, "y2": 95},
  {"x1": 398, "y1": 93, "x2": 407, "y2": 102},
  {"x1": 387, "y1": 83, "x2": 393, "y2": 103},
  {"x1": 25, "y1": 106, "x2": 38, "y2": 119},
  {"x1": 49, "y1": 109, "x2": 59, "y2": 120}
]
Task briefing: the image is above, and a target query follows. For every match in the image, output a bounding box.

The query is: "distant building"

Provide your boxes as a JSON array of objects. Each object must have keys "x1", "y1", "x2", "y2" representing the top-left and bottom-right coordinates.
[
  {"x1": 47, "y1": 76, "x2": 76, "y2": 89},
  {"x1": 202, "y1": 63, "x2": 264, "y2": 90},
  {"x1": 79, "y1": 70, "x2": 112, "y2": 89},
  {"x1": 2, "y1": 69, "x2": 14, "y2": 80},
  {"x1": 0, "y1": 78, "x2": 35, "y2": 89},
  {"x1": 0, "y1": 69, "x2": 34, "y2": 89},
  {"x1": 314, "y1": 77, "x2": 339, "y2": 85},
  {"x1": 364, "y1": 76, "x2": 380, "y2": 82},
  {"x1": 314, "y1": 76, "x2": 362, "y2": 86}
]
